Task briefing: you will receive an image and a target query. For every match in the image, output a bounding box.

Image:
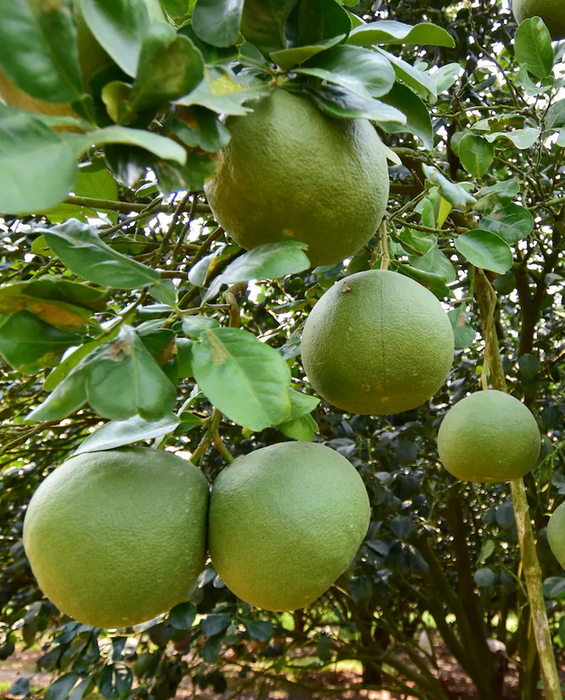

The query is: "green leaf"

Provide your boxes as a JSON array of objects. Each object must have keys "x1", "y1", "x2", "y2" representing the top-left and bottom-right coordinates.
[
  {"x1": 220, "y1": 241, "x2": 311, "y2": 283},
  {"x1": 176, "y1": 71, "x2": 268, "y2": 115},
  {"x1": 79, "y1": 0, "x2": 155, "y2": 77},
  {"x1": 477, "y1": 178, "x2": 520, "y2": 203},
  {"x1": 514, "y1": 65, "x2": 554, "y2": 95},
  {"x1": 409, "y1": 244, "x2": 456, "y2": 284},
  {"x1": 27, "y1": 363, "x2": 89, "y2": 422},
  {"x1": 377, "y1": 49, "x2": 437, "y2": 102},
  {"x1": 297, "y1": 0, "x2": 351, "y2": 46},
  {"x1": 169, "y1": 602, "x2": 197, "y2": 630},
  {"x1": 546, "y1": 99, "x2": 565, "y2": 128},
  {"x1": 396, "y1": 227, "x2": 436, "y2": 255},
  {"x1": 447, "y1": 306, "x2": 475, "y2": 349},
  {"x1": 44, "y1": 338, "x2": 110, "y2": 391},
  {"x1": 0, "y1": 0, "x2": 82, "y2": 103},
  {"x1": 478, "y1": 539, "x2": 495, "y2": 562},
  {"x1": 201, "y1": 613, "x2": 232, "y2": 636},
  {"x1": 86, "y1": 326, "x2": 176, "y2": 421},
  {"x1": 391, "y1": 262, "x2": 451, "y2": 299},
  {"x1": 192, "y1": 0, "x2": 244, "y2": 47},
  {"x1": 74, "y1": 165, "x2": 119, "y2": 202},
  {"x1": 514, "y1": 17, "x2": 554, "y2": 79},
  {"x1": 422, "y1": 165, "x2": 477, "y2": 208},
  {"x1": 201, "y1": 633, "x2": 225, "y2": 664},
  {"x1": 306, "y1": 83, "x2": 406, "y2": 123},
  {"x1": 149, "y1": 280, "x2": 177, "y2": 307},
  {"x1": 40, "y1": 219, "x2": 161, "y2": 289},
  {"x1": 168, "y1": 106, "x2": 230, "y2": 152},
  {"x1": 74, "y1": 413, "x2": 180, "y2": 454},
  {"x1": 480, "y1": 203, "x2": 533, "y2": 244},
  {"x1": 296, "y1": 45, "x2": 395, "y2": 100},
  {"x1": 544, "y1": 577, "x2": 565, "y2": 599},
  {"x1": 349, "y1": 20, "x2": 454, "y2": 48},
  {"x1": 0, "y1": 108, "x2": 78, "y2": 215},
  {"x1": 242, "y1": 619, "x2": 274, "y2": 642},
  {"x1": 455, "y1": 230, "x2": 513, "y2": 274},
  {"x1": 270, "y1": 36, "x2": 344, "y2": 71},
  {"x1": 458, "y1": 133, "x2": 494, "y2": 178},
  {"x1": 80, "y1": 126, "x2": 187, "y2": 164},
  {"x1": 474, "y1": 568, "x2": 495, "y2": 588},
  {"x1": 192, "y1": 327, "x2": 292, "y2": 430},
  {"x1": 518, "y1": 353, "x2": 540, "y2": 380},
  {"x1": 286, "y1": 389, "x2": 320, "y2": 419},
  {"x1": 176, "y1": 338, "x2": 194, "y2": 378},
  {"x1": 240, "y1": 0, "x2": 298, "y2": 55},
  {"x1": 45, "y1": 673, "x2": 80, "y2": 700},
  {"x1": 430, "y1": 62, "x2": 462, "y2": 93},
  {"x1": 482, "y1": 128, "x2": 540, "y2": 150},
  {"x1": 0, "y1": 311, "x2": 80, "y2": 372},
  {"x1": 182, "y1": 316, "x2": 220, "y2": 338},
  {"x1": 378, "y1": 81, "x2": 433, "y2": 149},
  {"x1": 0, "y1": 284, "x2": 94, "y2": 331},
  {"x1": 277, "y1": 412, "x2": 318, "y2": 441},
  {"x1": 129, "y1": 24, "x2": 204, "y2": 110}
]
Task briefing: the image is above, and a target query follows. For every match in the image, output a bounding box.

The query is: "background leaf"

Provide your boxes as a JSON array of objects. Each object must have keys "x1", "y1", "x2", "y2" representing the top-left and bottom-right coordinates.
[{"x1": 455, "y1": 230, "x2": 513, "y2": 274}]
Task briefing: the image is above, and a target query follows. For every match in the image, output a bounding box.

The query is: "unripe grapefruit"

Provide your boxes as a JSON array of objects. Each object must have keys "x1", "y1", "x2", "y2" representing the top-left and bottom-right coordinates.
[
  {"x1": 547, "y1": 502, "x2": 565, "y2": 569},
  {"x1": 512, "y1": 0, "x2": 565, "y2": 40},
  {"x1": 437, "y1": 390, "x2": 541, "y2": 483},
  {"x1": 208, "y1": 442, "x2": 370, "y2": 611},
  {"x1": 23, "y1": 448, "x2": 209, "y2": 629},
  {"x1": 204, "y1": 89, "x2": 390, "y2": 266},
  {"x1": 300, "y1": 270, "x2": 454, "y2": 415}
]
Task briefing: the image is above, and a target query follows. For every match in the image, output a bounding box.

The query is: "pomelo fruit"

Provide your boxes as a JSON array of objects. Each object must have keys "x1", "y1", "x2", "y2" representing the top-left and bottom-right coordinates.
[
  {"x1": 300, "y1": 270, "x2": 454, "y2": 415},
  {"x1": 208, "y1": 442, "x2": 370, "y2": 611},
  {"x1": 203, "y1": 89, "x2": 390, "y2": 267},
  {"x1": 512, "y1": 0, "x2": 565, "y2": 40},
  {"x1": 547, "y1": 502, "x2": 565, "y2": 569},
  {"x1": 437, "y1": 390, "x2": 541, "y2": 483},
  {"x1": 23, "y1": 447, "x2": 209, "y2": 629}
]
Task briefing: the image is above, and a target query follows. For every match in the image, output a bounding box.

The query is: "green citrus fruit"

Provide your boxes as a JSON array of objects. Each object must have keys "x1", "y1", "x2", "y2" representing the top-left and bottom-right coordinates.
[
  {"x1": 23, "y1": 447, "x2": 209, "y2": 628},
  {"x1": 204, "y1": 89, "x2": 390, "y2": 267},
  {"x1": 512, "y1": 0, "x2": 565, "y2": 39},
  {"x1": 547, "y1": 502, "x2": 565, "y2": 569},
  {"x1": 208, "y1": 442, "x2": 370, "y2": 611},
  {"x1": 437, "y1": 390, "x2": 541, "y2": 483},
  {"x1": 300, "y1": 270, "x2": 454, "y2": 416}
]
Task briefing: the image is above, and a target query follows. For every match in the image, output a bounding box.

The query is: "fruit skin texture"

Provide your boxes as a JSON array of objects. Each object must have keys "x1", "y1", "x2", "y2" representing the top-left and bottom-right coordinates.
[
  {"x1": 23, "y1": 447, "x2": 209, "y2": 629},
  {"x1": 208, "y1": 442, "x2": 370, "y2": 611},
  {"x1": 437, "y1": 390, "x2": 541, "y2": 483},
  {"x1": 547, "y1": 503, "x2": 565, "y2": 570},
  {"x1": 513, "y1": 0, "x2": 565, "y2": 40},
  {"x1": 301, "y1": 270, "x2": 454, "y2": 415},
  {"x1": 204, "y1": 89, "x2": 390, "y2": 267}
]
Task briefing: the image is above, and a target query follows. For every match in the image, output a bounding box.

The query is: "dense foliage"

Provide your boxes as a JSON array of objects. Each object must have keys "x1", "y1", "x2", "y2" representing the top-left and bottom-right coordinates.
[{"x1": 2, "y1": 0, "x2": 565, "y2": 699}]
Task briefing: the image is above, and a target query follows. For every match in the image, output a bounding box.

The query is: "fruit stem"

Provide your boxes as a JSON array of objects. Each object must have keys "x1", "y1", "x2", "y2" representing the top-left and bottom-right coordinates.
[
  {"x1": 475, "y1": 270, "x2": 561, "y2": 699},
  {"x1": 378, "y1": 221, "x2": 390, "y2": 271}
]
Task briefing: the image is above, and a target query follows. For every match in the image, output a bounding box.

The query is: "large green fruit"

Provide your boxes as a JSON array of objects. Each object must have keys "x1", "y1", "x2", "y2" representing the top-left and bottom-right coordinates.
[
  {"x1": 437, "y1": 390, "x2": 541, "y2": 483},
  {"x1": 301, "y1": 270, "x2": 454, "y2": 415},
  {"x1": 23, "y1": 448, "x2": 209, "y2": 629},
  {"x1": 208, "y1": 442, "x2": 370, "y2": 611},
  {"x1": 512, "y1": 0, "x2": 565, "y2": 40},
  {"x1": 204, "y1": 89, "x2": 390, "y2": 267},
  {"x1": 547, "y1": 502, "x2": 565, "y2": 569}
]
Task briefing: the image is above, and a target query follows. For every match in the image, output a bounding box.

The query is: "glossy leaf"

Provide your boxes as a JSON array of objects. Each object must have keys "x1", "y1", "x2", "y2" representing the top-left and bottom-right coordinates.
[
  {"x1": 79, "y1": 0, "x2": 154, "y2": 77},
  {"x1": 306, "y1": 83, "x2": 406, "y2": 123},
  {"x1": 0, "y1": 108, "x2": 78, "y2": 215},
  {"x1": 377, "y1": 49, "x2": 437, "y2": 102},
  {"x1": 39, "y1": 219, "x2": 161, "y2": 289},
  {"x1": 129, "y1": 24, "x2": 204, "y2": 110},
  {"x1": 270, "y1": 36, "x2": 344, "y2": 71},
  {"x1": 85, "y1": 326, "x2": 176, "y2": 421},
  {"x1": 409, "y1": 244, "x2": 456, "y2": 284},
  {"x1": 514, "y1": 17, "x2": 553, "y2": 79},
  {"x1": 169, "y1": 602, "x2": 197, "y2": 630},
  {"x1": 378, "y1": 81, "x2": 433, "y2": 149},
  {"x1": 480, "y1": 203, "x2": 533, "y2": 244},
  {"x1": 459, "y1": 133, "x2": 494, "y2": 178},
  {"x1": 0, "y1": 311, "x2": 80, "y2": 372},
  {"x1": 296, "y1": 45, "x2": 395, "y2": 100},
  {"x1": 297, "y1": 0, "x2": 351, "y2": 46},
  {"x1": 0, "y1": 0, "x2": 82, "y2": 103},
  {"x1": 483, "y1": 128, "x2": 540, "y2": 150},
  {"x1": 447, "y1": 306, "x2": 475, "y2": 349},
  {"x1": 277, "y1": 412, "x2": 318, "y2": 441},
  {"x1": 348, "y1": 20, "x2": 454, "y2": 48},
  {"x1": 422, "y1": 165, "x2": 476, "y2": 208},
  {"x1": 182, "y1": 316, "x2": 220, "y2": 338},
  {"x1": 75, "y1": 413, "x2": 180, "y2": 454},
  {"x1": 455, "y1": 230, "x2": 513, "y2": 274},
  {"x1": 240, "y1": 0, "x2": 297, "y2": 54},
  {"x1": 192, "y1": 0, "x2": 244, "y2": 47},
  {"x1": 242, "y1": 619, "x2": 274, "y2": 641},
  {"x1": 192, "y1": 327, "x2": 292, "y2": 430},
  {"x1": 80, "y1": 126, "x2": 187, "y2": 164},
  {"x1": 220, "y1": 241, "x2": 311, "y2": 283},
  {"x1": 27, "y1": 363, "x2": 89, "y2": 422}
]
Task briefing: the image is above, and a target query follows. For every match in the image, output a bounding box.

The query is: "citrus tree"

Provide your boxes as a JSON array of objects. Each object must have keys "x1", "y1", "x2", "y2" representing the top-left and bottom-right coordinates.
[{"x1": 1, "y1": 0, "x2": 565, "y2": 699}]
